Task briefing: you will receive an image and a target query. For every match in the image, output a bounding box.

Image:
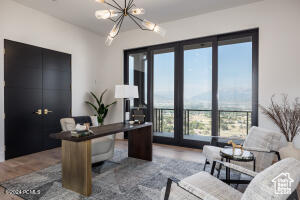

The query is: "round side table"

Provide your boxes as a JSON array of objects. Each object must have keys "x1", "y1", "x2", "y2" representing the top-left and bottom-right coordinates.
[{"x1": 219, "y1": 148, "x2": 255, "y2": 184}]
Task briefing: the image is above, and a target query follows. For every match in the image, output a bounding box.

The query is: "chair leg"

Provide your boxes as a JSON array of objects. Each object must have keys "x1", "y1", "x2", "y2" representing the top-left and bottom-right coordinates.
[
  {"x1": 217, "y1": 161, "x2": 223, "y2": 178},
  {"x1": 234, "y1": 174, "x2": 241, "y2": 189},
  {"x1": 164, "y1": 178, "x2": 173, "y2": 200},
  {"x1": 216, "y1": 158, "x2": 224, "y2": 178},
  {"x1": 203, "y1": 159, "x2": 208, "y2": 171},
  {"x1": 210, "y1": 161, "x2": 216, "y2": 175}
]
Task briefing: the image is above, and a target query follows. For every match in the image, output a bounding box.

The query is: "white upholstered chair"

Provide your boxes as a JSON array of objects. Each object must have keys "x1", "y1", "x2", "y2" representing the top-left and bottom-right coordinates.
[
  {"x1": 203, "y1": 126, "x2": 282, "y2": 173},
  {"x1": 60, "y1": 117, "x2": 115, "y2": 164},
  {"x1": 162, "y1": 158, "x2": 300, "y2": 200}
]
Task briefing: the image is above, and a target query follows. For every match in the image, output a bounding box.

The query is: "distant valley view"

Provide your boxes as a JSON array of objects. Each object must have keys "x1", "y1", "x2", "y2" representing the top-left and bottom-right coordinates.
[{"x1": 153, "y1": 88, "x2": 252, "y2": 138}]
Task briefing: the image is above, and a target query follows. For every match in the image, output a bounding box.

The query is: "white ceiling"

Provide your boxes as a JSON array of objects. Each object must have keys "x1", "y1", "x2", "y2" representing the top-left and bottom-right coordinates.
[{"x1": 13, "y1": 0, "x2": 263, "y2": 36}]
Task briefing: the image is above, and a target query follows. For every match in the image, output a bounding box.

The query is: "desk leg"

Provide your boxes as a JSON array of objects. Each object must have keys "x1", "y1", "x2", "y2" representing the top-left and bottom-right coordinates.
[
  {"x1": 128, "y1": 126, "x2": 153, "y2": 161},
  {"x1": 62, "y1": 140, "x2": 92, "y2": 196}
]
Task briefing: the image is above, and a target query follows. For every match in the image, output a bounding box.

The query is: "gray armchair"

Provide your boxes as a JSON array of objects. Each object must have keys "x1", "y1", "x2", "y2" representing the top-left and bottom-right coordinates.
[
  {"x1": 203, "y1": 126, "x2": 282, "y2": 173},
  {"x1": 162, "y1": 158, "x2": 300, "y2": 200},
  {"x1": 60, "y1": 117, "x2": 115, "y2": 164}
]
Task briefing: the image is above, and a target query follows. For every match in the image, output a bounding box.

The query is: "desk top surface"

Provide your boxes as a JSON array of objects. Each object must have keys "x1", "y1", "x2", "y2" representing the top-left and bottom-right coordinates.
[{"x1": 50, "y1": 122, "x2": 152, "y2": 142}]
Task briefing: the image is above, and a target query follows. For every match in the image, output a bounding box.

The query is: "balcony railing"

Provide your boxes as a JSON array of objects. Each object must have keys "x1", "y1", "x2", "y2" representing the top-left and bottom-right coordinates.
[{"x1": 153, "y1": 108, "x2": 252, "y2": 138}]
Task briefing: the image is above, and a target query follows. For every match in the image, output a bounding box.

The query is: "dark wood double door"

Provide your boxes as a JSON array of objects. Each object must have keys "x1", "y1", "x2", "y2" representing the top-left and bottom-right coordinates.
[{"x1": 4, "y1": 40, "x2": 71, "y2": 159}]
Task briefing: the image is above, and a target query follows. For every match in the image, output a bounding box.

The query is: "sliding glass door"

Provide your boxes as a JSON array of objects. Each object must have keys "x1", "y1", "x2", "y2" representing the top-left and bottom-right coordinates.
[
  {"x1": 124, "y1": 29, "x2": 258, "y2": 148},
  {"x1": 218, "y1": 37, "x2": 253, "y2": 138},
  {"x1": 152, "y1": 48, "x2": 175, "y2": 138},
  {"x1": 183, "y1": 42, "x2": 212, "y2": 141}
]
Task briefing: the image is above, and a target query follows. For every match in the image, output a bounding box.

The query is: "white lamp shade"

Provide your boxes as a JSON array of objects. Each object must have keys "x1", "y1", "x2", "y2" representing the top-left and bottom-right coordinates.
[{"x1": 115, "y1": 85, "x2": 139, "y2": 99}]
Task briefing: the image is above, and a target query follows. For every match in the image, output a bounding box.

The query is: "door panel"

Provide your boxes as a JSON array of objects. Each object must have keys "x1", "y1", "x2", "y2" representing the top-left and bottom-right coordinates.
[
  {"x1": 4, "y1": 40, "x2": 72, "y2": 159},
  {"x1": 152, "y1": 48, "x2": 175, "y2": 139},
  {"x1": 43, "y1": 49, "x2": 71, "y2": 90},
  {"x1": 4, "y1": 40, "x2": 43, "y2": 159},
  {"x1": 42, "y1": 50, "x2": 71, "y2": 149},
  {"x1": 183, "y1": 42, "x2": 213, "y2": 141},
  {"x1": 4, "y1": 40, "x2": 42, "y2": 89},
  {"x1": 43, "y1": 90, "x2": 71, "y2": 149}
]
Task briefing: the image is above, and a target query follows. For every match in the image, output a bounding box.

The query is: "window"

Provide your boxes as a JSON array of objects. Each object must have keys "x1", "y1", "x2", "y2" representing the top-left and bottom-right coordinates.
[
  {"x1": 124, "y1": 29, "x2": 258, "y2": 148},
  {"x1": 153, "y1": 48, "x2": 175, "y2": 138},
  {"x1": 183, "y1": 43, "x2": 212, "y2": 140},
  {"x1": 218, "y1": 37, "x2": 253, "y2": 138}
]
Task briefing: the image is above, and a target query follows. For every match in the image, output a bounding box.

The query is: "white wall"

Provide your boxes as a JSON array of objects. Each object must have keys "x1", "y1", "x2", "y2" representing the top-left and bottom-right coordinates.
[
  {"x1": 100, "y1": 0, "x2": 300, "y2": 147},
  {"x1": 0, "y1": 0, "x2": 106, "y2": 161}
]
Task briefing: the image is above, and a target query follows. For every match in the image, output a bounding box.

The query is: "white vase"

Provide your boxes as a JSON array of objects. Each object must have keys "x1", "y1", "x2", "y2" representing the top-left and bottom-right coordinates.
[{"x1": 279, "y1": 142, "x2": 300, "y2": 161}]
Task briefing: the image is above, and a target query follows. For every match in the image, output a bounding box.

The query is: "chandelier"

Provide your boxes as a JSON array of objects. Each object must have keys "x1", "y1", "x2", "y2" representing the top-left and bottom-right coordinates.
[{"x1": 95, "y1": 0, "x2": 166, "y2": 46}]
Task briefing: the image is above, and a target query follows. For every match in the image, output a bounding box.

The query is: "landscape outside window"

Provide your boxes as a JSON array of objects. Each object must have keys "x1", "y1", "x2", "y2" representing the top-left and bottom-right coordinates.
[
  {"x1": 153, "y1": 48, "x2": 175, "y2": 138},
  {"x1": 218, "y1": 37, "x2": 252, "y2": 138},
  {"x1": 153, "y1": 38, "x2": 252, "y2": 139}
]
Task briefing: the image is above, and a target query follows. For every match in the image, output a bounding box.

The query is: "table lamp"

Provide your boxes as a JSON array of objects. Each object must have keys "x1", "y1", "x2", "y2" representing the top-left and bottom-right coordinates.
[{"x1": 115, "y1": 85, "x2": 139, "y2": 123}]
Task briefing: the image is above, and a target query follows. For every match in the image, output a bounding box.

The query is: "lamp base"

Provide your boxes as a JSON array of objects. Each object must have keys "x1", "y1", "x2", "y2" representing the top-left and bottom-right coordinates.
[{"x1": 124, "y1": 112, "x2": 130, "y2": 124}]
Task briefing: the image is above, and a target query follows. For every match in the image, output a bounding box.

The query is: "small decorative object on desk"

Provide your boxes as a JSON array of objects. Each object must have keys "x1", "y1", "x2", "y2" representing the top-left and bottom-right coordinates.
[
  {"x1": 132, "y1": 108, "x2": 145, "y2": 124},
  {"x1": 71, "y1": 124, "x2": 94, "y2": 137}
]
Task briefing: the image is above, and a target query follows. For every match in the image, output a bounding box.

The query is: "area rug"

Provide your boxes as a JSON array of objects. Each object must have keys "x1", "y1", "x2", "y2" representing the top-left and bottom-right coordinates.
[{"x1": 0, "y1": 149, "x2": 241, "y2": 200}]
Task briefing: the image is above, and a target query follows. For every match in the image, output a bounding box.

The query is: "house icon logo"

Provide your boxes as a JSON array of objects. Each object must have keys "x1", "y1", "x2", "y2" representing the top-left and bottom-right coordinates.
[{"x1": 272, "y1": 173, "x2": 294, "y2": 195}]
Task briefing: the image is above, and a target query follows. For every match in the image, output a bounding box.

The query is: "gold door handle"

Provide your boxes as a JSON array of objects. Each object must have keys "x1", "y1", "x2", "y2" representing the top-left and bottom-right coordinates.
[
  {"x1": 44, "y1": 109, "x2": 53, "y2": 115},
  {"x1": 35, "y1": 109, "x2": 42, "y2": 115}
]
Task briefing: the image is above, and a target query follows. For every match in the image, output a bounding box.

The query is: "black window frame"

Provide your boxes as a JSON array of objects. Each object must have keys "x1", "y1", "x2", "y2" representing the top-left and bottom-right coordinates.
[{"x1": 124, "y1": 28, "x2": 259, "y2": 149}]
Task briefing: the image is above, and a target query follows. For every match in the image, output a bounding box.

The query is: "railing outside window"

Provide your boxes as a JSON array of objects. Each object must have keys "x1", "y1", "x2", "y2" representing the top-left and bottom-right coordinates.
[{"x1": 153, "y1": 108, "x2": 251, "y2": 138}]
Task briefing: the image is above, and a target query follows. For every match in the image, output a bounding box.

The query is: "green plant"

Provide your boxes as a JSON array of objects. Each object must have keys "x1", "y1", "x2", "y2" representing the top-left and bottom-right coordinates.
[{"x1": 85, "y1": 90, "x2": 117, "y2": 125}]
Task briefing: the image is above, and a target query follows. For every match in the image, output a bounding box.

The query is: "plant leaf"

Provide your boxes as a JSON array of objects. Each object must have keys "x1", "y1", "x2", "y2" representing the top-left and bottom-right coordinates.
[
  {"x1": 105, "y1": 101, "x2": 117, "y2": 108},
  {"x1": 99, "y1": 89, "x2": 108, "y2": 105},
  {"x1": 103, "y1": 108, "x2": 108, "y2": 119},
  {"x1": 90, "y1": 92, "x2": 101, "y2": 108},
  {"x1": 85, "y1": 101, "x2": 98, "y2": 114}
]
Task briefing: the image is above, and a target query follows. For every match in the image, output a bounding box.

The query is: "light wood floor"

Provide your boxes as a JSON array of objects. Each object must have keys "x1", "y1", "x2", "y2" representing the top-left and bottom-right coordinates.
[{"x1": 0, "y1": 140, "x2": 298, "y2": 199}]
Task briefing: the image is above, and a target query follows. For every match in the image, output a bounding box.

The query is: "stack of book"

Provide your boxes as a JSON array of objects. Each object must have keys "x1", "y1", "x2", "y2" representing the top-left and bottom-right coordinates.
[{"x1": 70, "y1": 130, "x2": 91, "y2": 138}]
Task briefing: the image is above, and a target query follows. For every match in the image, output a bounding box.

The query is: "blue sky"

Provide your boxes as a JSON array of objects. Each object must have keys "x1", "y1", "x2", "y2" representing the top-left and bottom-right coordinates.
[{"x1": 130, "y1": 42, "x2": 252, "y2": 108}]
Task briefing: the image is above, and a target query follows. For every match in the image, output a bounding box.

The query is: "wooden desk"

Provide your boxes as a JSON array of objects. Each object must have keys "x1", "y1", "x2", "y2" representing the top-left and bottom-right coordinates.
[{"x1": 50, "y1": 122, "x2": 153, "y2": 196}]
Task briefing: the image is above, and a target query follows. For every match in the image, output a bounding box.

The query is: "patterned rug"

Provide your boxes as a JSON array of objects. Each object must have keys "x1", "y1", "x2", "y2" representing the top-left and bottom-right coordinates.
[{"x1": 0, "y1": 149, "x2": 241, "y2": 200}]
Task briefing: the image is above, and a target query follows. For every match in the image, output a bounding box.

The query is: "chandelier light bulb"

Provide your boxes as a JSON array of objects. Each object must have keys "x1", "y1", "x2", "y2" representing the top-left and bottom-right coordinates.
[
  {"x1": 109, "y1": 24, "x2": 119, "y2": 38},
  {"x1": 141, "y1": 19, "x2": 156, "y2": 31},
  {"x1": 105, "y1": 35, "x2": 114, "y2": 46},
  {"x1": 130, "y1": 8, "x2": 145, "y2": 15},
  {"x1": 94, "y1": 0, "x2": 167, "y2": 45},
  {"x1": 153, "y1": 25, "x2": 166, "y2": 37},
  {"x1": 95, "y1": 0, "x2": 105, "y2": 3},
  {"x1": 142, "y1": 20, "x2": 166, "y2": 37},
  {"x1": 95, "y1": 10, "x2": 118, "y2": 19}
]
